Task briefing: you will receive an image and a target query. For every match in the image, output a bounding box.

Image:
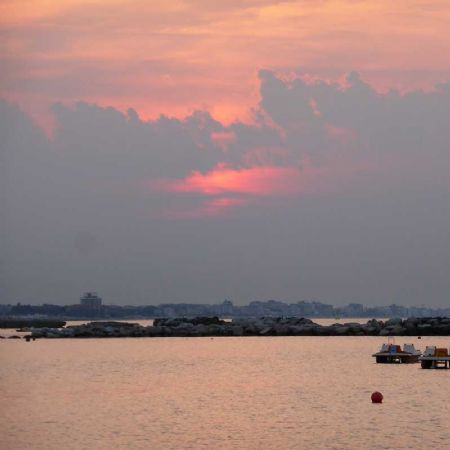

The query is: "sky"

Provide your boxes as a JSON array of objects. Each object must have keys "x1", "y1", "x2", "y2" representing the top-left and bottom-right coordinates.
[{"x1": 1, "y1": 0, "x2": 450, "y2": 307}]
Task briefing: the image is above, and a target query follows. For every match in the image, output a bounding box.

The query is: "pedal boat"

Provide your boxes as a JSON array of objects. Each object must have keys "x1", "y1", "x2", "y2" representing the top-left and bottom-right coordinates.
[
  {"x1": 419, "y1": 346, "x2": 450, "y2": 369},
  {"x1": 372, "y1": 343, "x2": 421, "y2": 364}
]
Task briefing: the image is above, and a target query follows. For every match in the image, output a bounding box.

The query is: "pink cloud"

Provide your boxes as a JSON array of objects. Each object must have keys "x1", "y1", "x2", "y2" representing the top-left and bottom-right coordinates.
[
  {"x1": 157, "y1": 164, "x2": 310, "y2": 197},
  {"x1": 150, "y1": 163, "x2": 327, "y2": 219},
  {"x1": 160, "y1": 197, "x2": 248, "y2": 219}
]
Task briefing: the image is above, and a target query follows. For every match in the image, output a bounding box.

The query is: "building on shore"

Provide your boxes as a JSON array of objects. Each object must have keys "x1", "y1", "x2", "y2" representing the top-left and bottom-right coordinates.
[{"x1": 80, "y1": 292, "x2": 102, "y2": 311}]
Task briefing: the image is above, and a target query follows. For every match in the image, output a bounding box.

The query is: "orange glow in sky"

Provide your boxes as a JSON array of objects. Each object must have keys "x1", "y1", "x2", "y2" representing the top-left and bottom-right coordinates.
[
  {"x1": 2, "y1": 0, "x2": 450, "y2": 130},
  {"x1": 2, "y1": 1, "x2": 450, "y2": 216},
  {"x1": 161, "y1": 165, "x2": 307, "y2": 197},
  {"x1": 151, "y1": 162, "x2": 329, "y2": 217}
]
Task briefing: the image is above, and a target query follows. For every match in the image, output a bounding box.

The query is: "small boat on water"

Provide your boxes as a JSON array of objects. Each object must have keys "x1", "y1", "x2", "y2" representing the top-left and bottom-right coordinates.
[
  {"x1": 372, "y1": 343, "x2": 421, "y2": 364},
  {"x1": 419, "y1": 346, "x2": 450, "y2": 369}
]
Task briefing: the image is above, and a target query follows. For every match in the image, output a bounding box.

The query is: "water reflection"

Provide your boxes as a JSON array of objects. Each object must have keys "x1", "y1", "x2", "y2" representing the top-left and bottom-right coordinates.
[{"x1": 0, "y1": 335, "x2": 449, "y2": 449}]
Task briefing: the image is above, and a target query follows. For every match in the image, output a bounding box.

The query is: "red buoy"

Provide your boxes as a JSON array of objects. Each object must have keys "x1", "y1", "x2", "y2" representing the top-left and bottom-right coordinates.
[{"x1": 371, "y1": 391, "x2": 383, "y2": 403}]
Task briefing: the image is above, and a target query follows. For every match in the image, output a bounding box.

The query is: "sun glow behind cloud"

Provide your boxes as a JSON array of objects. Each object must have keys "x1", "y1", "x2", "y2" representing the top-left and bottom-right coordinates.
[
  {"x1": 160, "y1": 165, "x2": 307, "y2": 196},
  {"x1": 151, "y1": 162, "x2": 326, "y2": 217},
  {"x1": 3, "y1": 1, "x2": 450, "y2": 219}
]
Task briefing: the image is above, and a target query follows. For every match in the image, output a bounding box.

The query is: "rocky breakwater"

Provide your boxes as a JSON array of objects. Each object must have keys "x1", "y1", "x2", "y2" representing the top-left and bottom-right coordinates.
[
  {"x1": 27, "y1": 316, "x2": 450, "y2": 339},
  {"x1": 380, "y1": 317, "x2": 450, "y2": 336},
  {"x1": 0, "y1": 319, "x2": 66, "y2": 329}
]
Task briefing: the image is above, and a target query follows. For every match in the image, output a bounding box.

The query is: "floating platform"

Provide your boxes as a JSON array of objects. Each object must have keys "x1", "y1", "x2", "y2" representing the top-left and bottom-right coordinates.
[
  {"x1": 372, "y1": 343, "x2": 421, "y2": 364},
  {"x1": 419, "y1": 346, "x2": 450, "y2": 369}
]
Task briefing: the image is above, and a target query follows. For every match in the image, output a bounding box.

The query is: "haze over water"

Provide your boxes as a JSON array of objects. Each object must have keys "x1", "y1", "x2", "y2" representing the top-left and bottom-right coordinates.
[{"x1": 1, "y1": 336, "x2": 449, "y2": 450}]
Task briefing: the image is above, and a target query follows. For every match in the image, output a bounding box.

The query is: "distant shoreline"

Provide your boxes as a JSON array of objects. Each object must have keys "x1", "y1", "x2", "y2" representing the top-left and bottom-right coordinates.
[{"x1": 2, "y1": 298, "x2": 449, "y2": 323}]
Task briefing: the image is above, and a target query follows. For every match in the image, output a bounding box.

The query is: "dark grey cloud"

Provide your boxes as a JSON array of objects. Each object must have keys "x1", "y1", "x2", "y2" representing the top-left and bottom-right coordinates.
[
  {"x1": 2, "y1": 70, "x2": 450, "y2": 307},
  {"x1": 51, "y1": 102, "x2": 224, "y2": 178}
]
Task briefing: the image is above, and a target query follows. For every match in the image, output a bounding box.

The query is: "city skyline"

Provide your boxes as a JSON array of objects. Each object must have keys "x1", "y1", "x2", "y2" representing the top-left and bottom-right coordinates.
[{"x1": 3, "y1": 295, "x2": 449, "y2": 319}]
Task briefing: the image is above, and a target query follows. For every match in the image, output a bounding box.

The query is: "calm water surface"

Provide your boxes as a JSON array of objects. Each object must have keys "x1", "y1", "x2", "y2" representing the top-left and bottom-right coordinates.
[{"x1": 1, "y1": 336, "x2": 449, "y2": 450}]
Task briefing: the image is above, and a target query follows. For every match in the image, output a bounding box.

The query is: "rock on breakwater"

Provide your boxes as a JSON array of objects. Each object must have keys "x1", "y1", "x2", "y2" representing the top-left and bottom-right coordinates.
[{"x1": 27, "y1": 316, "x2": 450, "y2": 339}]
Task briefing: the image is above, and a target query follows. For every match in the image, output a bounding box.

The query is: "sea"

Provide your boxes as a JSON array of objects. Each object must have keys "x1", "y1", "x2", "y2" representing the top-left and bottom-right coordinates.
[{"x1": 0, "y1": 319, "x2": 449, "y2": 450}]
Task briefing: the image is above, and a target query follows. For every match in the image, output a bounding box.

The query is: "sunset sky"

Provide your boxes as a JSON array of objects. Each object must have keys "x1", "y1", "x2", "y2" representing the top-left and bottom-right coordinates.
[
  {"x1": 3, "y1": 0, "x2": 450, "y2": 126},
  {"x1": 2, "y1": 1, "x2": 450, "y2": 306}
]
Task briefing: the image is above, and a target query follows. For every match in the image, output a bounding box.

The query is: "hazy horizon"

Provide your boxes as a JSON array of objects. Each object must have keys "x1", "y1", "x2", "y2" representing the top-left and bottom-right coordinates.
[{"x1": 1, "y1": 294, "x2": 448, "y2": 310}]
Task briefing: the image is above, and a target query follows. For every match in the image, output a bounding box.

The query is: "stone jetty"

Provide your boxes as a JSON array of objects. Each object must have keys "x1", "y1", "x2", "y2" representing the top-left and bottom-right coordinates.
[
  {"x1": 0, "y1": 319, "x2": 67, "y2": 329},
  {"x1": 25, "y1": 316, "x2": 450, "y2": 339}
]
